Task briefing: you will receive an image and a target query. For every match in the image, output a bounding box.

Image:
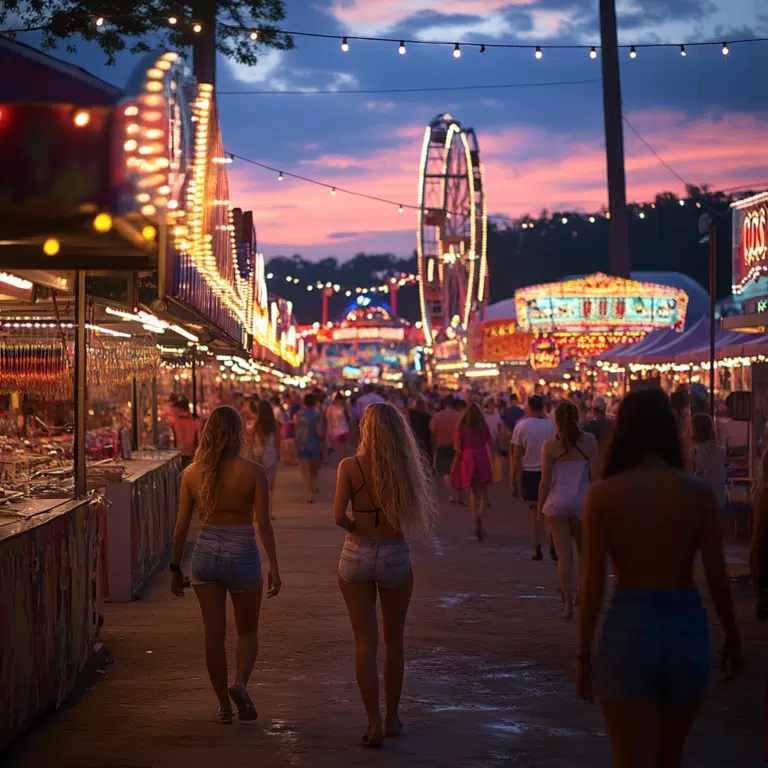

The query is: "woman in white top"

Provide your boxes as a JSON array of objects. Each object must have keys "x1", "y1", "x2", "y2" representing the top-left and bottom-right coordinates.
[
  {"x1": 538, "y1": 401, "x2": 599, "y2": 619},
  {"x1": 252, "y1": 401, "x2": 280, "y2": 517},
  {"x1": 327, "y1": 393, "x2": 351, "y2": 459},
  {"x1": 691, "y1": 412, "x2": 727, "y2": 512}
]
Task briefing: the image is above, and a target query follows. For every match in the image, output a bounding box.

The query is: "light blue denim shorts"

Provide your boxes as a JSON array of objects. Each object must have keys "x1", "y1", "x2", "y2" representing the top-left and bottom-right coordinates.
[
  {"x1": 191, "y1": 525, "x2": 262, "y2": 593},
  {"x1": 338, "y1": 534, "x2": 411, "y2": 588}
]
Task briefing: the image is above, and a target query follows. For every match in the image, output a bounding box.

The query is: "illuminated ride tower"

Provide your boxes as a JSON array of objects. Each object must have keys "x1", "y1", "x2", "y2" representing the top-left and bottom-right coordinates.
[{"x1": 416, "y1": 113, "x2": 488, "y2": 354}]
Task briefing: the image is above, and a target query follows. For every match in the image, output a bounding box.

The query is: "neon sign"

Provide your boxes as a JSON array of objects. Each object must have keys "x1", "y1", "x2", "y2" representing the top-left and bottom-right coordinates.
[
  {"x1": 732, "y1": 192, "x2": 768, "y2": 295},
  {"x1": 515, "y1": 273, "x2": 688, "y2": 332}
]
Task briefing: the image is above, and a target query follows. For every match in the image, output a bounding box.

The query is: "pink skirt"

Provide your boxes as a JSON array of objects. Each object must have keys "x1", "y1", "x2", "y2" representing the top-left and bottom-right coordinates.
[{"x1": 454, "y1": 447, "x2": 493, "y2": 489}]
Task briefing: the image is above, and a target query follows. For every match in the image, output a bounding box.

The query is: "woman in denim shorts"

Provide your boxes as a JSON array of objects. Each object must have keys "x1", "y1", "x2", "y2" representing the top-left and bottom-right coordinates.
[
  {"x1": 577, "y1": 389, "x2": 744, "y2": 767},
  {"x1": 170, "y1": 406, "x2": 282, "y2": 724},
  {"x1": 334, "y1": 402, "x2": 438, "y2": 748}
]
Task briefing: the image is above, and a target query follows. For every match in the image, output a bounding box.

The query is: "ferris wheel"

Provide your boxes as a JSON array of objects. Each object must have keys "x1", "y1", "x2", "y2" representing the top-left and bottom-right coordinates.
[{"x1": 417, "y1": 113, "x2": 488, "y2": 345}]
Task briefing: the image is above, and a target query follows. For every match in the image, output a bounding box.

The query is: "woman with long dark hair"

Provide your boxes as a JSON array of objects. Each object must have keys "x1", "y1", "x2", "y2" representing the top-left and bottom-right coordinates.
[
  {"x1": 577, "y1": 389, "x2": 743, "y2": 768},
  {"x1": 453, "y1": 402, "x2": 494, "y2": 540},
  {"x1": 538, "y1": 401, "x2": 599, "y2": 618},
  {"x1": 170, "y1": 406, "x2": 281, "y2": 723},
  {"x1": 334, "y1": 403, "x2": 437, "y2": 747}
]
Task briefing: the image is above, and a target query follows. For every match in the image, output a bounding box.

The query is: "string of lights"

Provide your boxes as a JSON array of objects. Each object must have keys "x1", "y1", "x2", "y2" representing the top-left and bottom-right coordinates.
[
  {"x1": 227, "y1": 148, "x2": 767, "y2": 230},
  {"x1": 265, "y1": 272, "x2": 418, "y2": 297},
  {"x1": 3, "y1": 14, "x2": 767, "y2": 60}
]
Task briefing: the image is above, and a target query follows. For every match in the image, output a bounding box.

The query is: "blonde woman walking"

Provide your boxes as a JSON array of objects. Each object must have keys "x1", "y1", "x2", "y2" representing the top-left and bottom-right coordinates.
[
  {"x1": 333, "y1": 402, "x2": 437, "y2": 747},
  {"x1": 170, "y1": 406, "x2": 281, "y2": 724}
]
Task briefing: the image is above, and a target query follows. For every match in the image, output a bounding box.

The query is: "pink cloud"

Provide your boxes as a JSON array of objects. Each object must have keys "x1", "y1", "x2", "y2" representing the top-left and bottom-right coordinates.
[
  {"x1": 228, "y1": 110, "x2": 768, "y2": 253},
  {"x1": 328, "y1": 1, "x2": 533, "y2": 36}
]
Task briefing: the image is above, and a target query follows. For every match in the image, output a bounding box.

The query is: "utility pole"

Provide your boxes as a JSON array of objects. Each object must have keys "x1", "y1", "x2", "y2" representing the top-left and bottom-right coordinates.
[
  {"x1": 193, "y1": 2, "x2": 217, "y2": 86},
  {"x1": 599, "y1": 0, "x2": 630, "y2": 278}
]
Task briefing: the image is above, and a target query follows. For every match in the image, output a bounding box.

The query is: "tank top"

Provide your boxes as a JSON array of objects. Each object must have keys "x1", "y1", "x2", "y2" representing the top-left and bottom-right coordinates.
[{"x1": 542, "y1": 443, "x2": 590, "y2": 517}]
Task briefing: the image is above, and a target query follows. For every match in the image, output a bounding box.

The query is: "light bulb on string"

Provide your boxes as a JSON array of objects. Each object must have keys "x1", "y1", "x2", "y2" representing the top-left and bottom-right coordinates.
[
  {"x1": 398, "y1": 41, "x2": 406, "y2": 55},
  {"x1": 331, "y1": 187, "x2": 336, "y2": 196},
  {"x1": 590, "y1": 46, "x2": 597, "y2": 59},
  {"x1": 629, "y1": 45, "x2": 637, "y2": 58},
  {"x1": 398, "y1": 205, "x2": 403, "y2": 214},
  {"x1": 168, "y1": 16, "x2": 177, "y2": 25},
  {"x1": 453, "y1": 43, "x2": 461, "y2": 58},
  {"x1": 278, "y1": 171, "x2": 284, "y2": 181},
  {"x1": 95, "y1": 16, "x2": 104, "y2": 27},
  {"x1": 480, "y1": 44, "x2": 486, "y2": 54},
  {"x1": 535, "y1": 46, "x2": 543, "y2": 59},
  {"x1": 250, "y1": 30, "x2": 259, "y2": 41},
  {"x1": 193, "y1": 22, "x2": 202, "y2": 33},
  {"x1": 680, "y1": 44, "x2": 686, "y2": 56},
  {"x1": 341, "y1": 36, "x2": 349, "y2": 52},
  {"x1": 722, "y1": 42, "x2": 729, "y2": 55}
]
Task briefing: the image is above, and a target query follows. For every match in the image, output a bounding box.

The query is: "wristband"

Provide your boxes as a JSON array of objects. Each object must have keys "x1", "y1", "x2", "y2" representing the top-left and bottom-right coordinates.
[{"x1": 169, "y1": 563, "x2": 182, "y2": 573}]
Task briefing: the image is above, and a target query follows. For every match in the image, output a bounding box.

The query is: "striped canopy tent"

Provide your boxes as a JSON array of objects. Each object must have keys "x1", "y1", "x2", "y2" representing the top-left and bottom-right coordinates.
[
  {"x1": 715, "y1": 330, "x2": 768, "y2": 361},
  {"x1": 682, "y1": 329, "x2": 758, "y2": 364},
  {"x1": 633, "y1": 317, "x2": 732, "y2": 366},
  {"x1": 603, "y1": 327, "x2": 682, "y2": 362}
]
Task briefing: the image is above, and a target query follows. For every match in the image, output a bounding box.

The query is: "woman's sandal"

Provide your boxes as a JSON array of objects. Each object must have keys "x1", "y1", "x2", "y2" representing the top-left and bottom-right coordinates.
[
  {"x1": 228, "y1": 683, "x2": 258, "y2": 721},
  {"x1": 217, "y1": 707, "x2": 235, "y2": 724}
]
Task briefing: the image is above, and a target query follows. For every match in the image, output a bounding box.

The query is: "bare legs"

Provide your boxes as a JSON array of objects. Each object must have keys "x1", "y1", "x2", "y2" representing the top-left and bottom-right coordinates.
[
  {"x1": 379, "y1": 571, "x2": 413, "y2": 736},
  {"x1": 230, "y1": 585, "x2": 263, "y2": 685},
  {"x1": 299, "y1": 458, "x2": 321, "y2": 502},
  {"x1": 194, "y1": 582, "x2": 263, "y2": 718},
  {"x1": 469, "y1": 482, "x2": 487, "y2": 540},
  {"x1": 338, "y1": 577, "x2": 382, "y2": 744},
  {"x1": 545, "y1": 515, "x2": 582, "y2": 617},
  {"x1": 193, "y1": 584, "x2": 231, "y2": 712},
  {"x1": 339, "y1": 571, "x2": 414, "y2": 746},
  {"x1": 602, "y1": 699, "x2": 702, "y2": 768},
  {"x1": 528, "y1": 503, "x2": 542, "y2": 557}
]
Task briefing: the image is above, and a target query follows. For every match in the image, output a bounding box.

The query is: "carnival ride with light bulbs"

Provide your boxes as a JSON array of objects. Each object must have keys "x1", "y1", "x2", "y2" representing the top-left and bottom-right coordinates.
[{"x1": 417, "y1": 113, "x2": 488, "y2": 349}]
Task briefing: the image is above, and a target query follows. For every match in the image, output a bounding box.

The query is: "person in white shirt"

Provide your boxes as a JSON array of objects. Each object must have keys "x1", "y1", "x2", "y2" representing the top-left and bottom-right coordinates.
[
  {"x1": 511, "y1": 394, "x2": 556, "y2": 560},
  {"x1": 358, "y1": 383, "x2": 385, "y2": 412}
]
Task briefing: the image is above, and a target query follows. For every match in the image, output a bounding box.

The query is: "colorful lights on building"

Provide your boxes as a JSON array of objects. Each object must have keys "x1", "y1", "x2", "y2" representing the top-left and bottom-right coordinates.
[
  {"x1": 731, "y1": 191, "x2": 768, "y2": 296},
  {"x1": 515, "y1": 272, "x2": 688, "y2": 333}
]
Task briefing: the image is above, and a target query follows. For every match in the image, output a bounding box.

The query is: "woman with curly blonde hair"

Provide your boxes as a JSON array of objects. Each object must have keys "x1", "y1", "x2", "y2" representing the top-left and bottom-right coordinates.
[
  {"x1": 170, "y1": 406, "x2": 281, "y2": 724},
  {"x1": 333, "y1": 402, "x2": 438, "y2": 747}
]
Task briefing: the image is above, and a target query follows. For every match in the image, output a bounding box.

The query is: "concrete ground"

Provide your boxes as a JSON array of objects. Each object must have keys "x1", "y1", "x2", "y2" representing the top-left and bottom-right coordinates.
[{"x1": 6, "y1": 462, "x2": 767, "y2": 768}]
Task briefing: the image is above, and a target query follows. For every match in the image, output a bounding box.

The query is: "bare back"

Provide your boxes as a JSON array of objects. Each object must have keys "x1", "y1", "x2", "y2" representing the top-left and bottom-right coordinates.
[
  {"x1": 591, "y1": 461, "x2": 713, "y2": 590},
  {"x1": 338, "y1": 453, "x2": 404, "y2": 540},
  {"x1": 184, "y1": 456, "x2": 265, "y2": 527}
]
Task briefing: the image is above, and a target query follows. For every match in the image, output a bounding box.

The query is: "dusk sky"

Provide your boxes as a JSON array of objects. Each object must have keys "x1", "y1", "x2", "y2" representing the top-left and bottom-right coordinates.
[{"x1": 12, "y1": 0, "x2": 768, "y2": 262}]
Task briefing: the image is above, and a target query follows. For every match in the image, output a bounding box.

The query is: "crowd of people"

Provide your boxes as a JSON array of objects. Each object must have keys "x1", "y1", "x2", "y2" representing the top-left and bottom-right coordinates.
[{"x1": 167, "y1": 379, "x2": 766, "y2": 764}]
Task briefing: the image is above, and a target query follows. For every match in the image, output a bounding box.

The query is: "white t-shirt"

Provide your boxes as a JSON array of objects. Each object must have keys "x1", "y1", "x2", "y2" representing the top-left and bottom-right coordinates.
[
  {"x1": 511, "y1": 416, "x2": 555, "y2": 472},
  {"x1": 358, "y1": 393, "x2": 384, "y2": 411},
  {"x1": 484, "y1": 411, "x2": 502, "y2": 442}
]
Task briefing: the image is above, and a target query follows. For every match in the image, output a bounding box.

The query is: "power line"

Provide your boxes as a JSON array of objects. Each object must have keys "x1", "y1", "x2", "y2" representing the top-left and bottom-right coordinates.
[
  {"x1": 217, "y1": 78, "x2": 602, "y2": 95},
  {"x1": 623, "y1": 116, "x2": 692, "y2": 188}
]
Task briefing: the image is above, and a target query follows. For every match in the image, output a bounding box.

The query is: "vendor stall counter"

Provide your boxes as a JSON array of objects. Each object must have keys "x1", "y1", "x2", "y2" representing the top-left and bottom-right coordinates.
[
  {"x1": 103, "y1": 451, "x2": 182, "y2": 601},
  {"x1": 0, "y1": 496, "x2": 104, "y2": 749}
]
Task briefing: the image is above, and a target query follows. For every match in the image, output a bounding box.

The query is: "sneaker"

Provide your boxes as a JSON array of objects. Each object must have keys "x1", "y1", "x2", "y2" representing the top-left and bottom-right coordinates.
[{"x1": 217, "y1": 707, "x2": 235, "y2": 724}]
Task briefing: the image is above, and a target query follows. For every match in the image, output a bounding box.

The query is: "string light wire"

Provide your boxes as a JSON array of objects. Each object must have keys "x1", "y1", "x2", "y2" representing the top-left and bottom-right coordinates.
[{"x1": 217, "y1": 77, "x2": 603, "y2": 95}]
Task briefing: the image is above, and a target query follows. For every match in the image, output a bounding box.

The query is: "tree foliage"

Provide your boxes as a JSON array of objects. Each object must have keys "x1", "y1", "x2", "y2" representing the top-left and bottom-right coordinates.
[{"x1": 0, "y1": 0, "x2": 293, "y2": 65}]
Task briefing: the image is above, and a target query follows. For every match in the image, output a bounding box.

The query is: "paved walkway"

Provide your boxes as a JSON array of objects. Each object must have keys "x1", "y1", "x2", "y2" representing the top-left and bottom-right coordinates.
[{"x1": 6, "y1": 463, "x2": 767, "y2": 767}]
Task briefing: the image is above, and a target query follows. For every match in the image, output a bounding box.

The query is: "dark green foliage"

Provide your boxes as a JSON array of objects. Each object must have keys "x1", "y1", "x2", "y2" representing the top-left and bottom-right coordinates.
[{"x1": 0, "y1": 1, "x2": 293, "y2": 65}]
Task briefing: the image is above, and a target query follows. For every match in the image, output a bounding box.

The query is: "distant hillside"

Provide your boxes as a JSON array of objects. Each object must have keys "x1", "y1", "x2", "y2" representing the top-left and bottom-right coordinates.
[{"x1": 267, "y1": 186, "x2": 751, "y2": 325}]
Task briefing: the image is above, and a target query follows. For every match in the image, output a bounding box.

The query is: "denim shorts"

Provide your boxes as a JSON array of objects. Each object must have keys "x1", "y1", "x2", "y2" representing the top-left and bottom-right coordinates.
[
  {"x1": 596, "y1": 587, "x2": 712, "y2": 702},
  {"x1": 190, "y1": 525, "x2": 262, "y2": 593},
  {"x1": 338, "y1": 534, "x2": 411, "y2": 589}
]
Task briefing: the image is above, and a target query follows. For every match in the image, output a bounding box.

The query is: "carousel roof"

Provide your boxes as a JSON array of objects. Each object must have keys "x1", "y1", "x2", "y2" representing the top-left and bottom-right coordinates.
[{"x1": 486, "y1": 271, "x2": 708, "y2": 330}]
